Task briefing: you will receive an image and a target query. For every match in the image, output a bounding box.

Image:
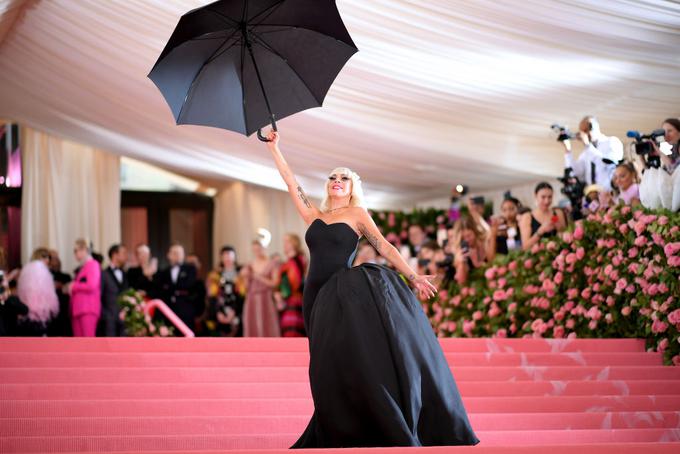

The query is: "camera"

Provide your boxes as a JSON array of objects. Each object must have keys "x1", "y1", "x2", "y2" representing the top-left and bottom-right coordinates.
[
  {"x1": 558, "y1": 167, "x2": 585, "y2": 220},
  {"x1": 551, "y1": 124, "x2": 576, "y2": 142},
  {"x1": 627, "y1": 129, "x2": 665, "y2": 168}
]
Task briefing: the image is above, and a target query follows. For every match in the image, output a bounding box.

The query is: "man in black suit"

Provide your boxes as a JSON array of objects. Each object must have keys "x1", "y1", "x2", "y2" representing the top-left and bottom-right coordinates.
[
  {"x1": 154, "y1": 243, "x2": 199, "y2": 333},
  {"x1": 99, "y1": 244, "x2": 129, "y2": 337}
]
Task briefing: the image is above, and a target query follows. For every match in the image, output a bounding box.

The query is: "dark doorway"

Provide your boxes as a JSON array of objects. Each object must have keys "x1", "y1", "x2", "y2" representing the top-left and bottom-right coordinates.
[{"x1": 121, "y1": 191, "x2": 213, "y2": 278}]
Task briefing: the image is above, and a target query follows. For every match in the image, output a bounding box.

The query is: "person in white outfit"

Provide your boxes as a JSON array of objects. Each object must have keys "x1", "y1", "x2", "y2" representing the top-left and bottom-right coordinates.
[{"x1": 561, "y1": 116, "x2": 624, "y2": 192}]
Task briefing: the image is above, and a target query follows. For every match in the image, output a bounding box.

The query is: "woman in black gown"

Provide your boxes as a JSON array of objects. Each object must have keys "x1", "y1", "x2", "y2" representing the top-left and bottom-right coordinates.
[{"x1": 264, "y1": 131, "x2": 479, "y2": 448}]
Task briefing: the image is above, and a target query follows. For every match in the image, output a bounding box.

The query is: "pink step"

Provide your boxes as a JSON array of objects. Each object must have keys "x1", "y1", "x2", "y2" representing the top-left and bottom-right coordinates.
[
  {"x1": 0, "y1": 351, "x2": 661, "y2": 368},
  {"x1": 2, "y1": 380, "x2": 678, "y2": 400},
  {"x1": 0, "y1": 337, "x2": 646, "y2": 353},
  {"x1": 1, "y1": 429, "x2": 679, "y2": 452},
  {"x1": 45, "y1": 445, "x2": 680, "y2": 454},
  {"x1": 3, "y1": 396, "x2": 680, "y2": 418},
  {"x1": 2, "y1": 366, "x2": 677, "y2": 384},
  {"x1": 2, "y1": 412, "x2": 679, "y2": 437}
]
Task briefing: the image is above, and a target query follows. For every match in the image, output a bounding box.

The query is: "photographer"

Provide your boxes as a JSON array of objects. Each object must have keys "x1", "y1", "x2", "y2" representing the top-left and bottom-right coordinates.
[
  {"x1": 638, "y1": 118, "x2": 680, "y2": 211},
  {"x1": 560, "y1": 116, "x2": 623, "y2": 192}
]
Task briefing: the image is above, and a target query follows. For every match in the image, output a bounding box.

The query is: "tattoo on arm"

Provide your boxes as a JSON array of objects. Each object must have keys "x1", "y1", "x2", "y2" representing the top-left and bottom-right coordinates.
[
  {"x1": 296, "y1": 186, "x2": 312, "y2": 209},
  {"x1": 358, "y1": 222, "x2": 382, "y2": 254}
]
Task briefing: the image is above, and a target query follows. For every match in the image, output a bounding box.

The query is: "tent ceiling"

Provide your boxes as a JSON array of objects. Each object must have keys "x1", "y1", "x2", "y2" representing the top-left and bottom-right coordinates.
[{"x1": 1, "y1": 0, "x2": 679, "y2": 208}]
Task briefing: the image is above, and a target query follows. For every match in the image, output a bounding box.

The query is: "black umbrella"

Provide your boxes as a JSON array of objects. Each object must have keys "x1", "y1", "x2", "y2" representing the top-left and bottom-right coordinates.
[{"x1": 148, "y1": 0, "x2": 358, "y2": 141}]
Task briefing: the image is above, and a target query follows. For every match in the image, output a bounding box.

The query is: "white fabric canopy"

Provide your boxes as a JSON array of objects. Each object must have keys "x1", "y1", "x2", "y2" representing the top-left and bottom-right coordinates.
[
  {"x1": 21, "y1": 126, "x2": 121, "y2": 273},
  {"x1": 1, "y1": 1, "x2": 680, "y2": 208}
]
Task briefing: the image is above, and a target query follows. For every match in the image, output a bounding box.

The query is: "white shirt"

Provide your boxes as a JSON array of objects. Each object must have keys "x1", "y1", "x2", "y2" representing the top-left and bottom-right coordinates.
[
  {"x1": 565, "y1": 135, "x2": 623, "y2": 191},
  {"x1": 112, "y1": 268, "x2": 123, "y2": 284},
  {"x1": 170, "y1": 265, "x2": 180, "y2": 284}
]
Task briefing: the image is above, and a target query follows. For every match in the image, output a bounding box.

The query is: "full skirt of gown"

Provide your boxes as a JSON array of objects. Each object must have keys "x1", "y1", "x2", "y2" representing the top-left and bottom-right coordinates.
[{"x1": 291, "y1": 263, "x2": 479, "y2": 448}]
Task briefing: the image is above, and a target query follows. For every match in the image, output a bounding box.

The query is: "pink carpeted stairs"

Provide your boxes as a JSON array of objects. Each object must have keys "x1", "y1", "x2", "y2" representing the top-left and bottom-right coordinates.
[{"x1": 1, "y1": 337, "x2": 679, "y2": 454}]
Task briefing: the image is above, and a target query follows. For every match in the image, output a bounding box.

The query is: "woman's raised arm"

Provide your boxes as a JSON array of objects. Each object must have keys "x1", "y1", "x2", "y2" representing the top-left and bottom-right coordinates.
[{"x1": 265, "y1": 131, "x2": 320, "y2": 225}]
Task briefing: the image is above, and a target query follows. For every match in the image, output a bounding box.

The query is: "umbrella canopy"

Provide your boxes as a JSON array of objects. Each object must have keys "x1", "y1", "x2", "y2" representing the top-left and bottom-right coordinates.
[{"x1": 148, "y1": 0, "x2": 358, "y2": 140}]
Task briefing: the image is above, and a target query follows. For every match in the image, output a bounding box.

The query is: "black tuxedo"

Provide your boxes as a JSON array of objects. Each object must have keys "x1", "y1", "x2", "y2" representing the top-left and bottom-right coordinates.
[
  {"x1": 153, "y1": 263, "x2": 199, "y2": 332},
  {"x1": 127, "y1": 266, "x2": 155, "y2": 295},
  {"x1": 99, "y1": 266, "x2": 129, "y2": 336}
]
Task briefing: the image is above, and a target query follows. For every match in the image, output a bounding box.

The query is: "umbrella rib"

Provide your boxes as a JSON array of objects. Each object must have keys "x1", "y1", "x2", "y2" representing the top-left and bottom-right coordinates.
[
  {"x1": 204, "y1": 7, "x2": 239, "y2": 27},
  {"x1": 252, "y1": 24, "x2": 357, "y2": 52},
  {"x1": 248, "y1": 0, "x2": 286, "y2": 24},
  {"x1": 240, "y1": 35, "x2": 248, "y2": 134},
  {"x1": 248, "y1": 31, "x2": 322, "y2": 105},
  {"x1": 176, "y1": 29, "x2": 241, "y2": 123}
]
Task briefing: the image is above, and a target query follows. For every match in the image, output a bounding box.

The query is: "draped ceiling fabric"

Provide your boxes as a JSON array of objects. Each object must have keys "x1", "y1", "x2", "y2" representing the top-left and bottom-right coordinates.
[
  {"x1": 1, "y1": 1, "x2": 680, "y2": 209},
  {"x1": 21, "y1": 127, "x2": 121, "y2": 273}
]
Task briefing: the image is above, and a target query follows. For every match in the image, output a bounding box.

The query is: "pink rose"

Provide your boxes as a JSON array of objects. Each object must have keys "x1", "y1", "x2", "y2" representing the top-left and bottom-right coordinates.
[
  {"x1": 494, "y1": 328, "x2": 507, "y2": 338},
  {"x1": 664, "y1": 242, "x2": 680, "y2": 258},
  {"x1": 524, "y1": 259, "x2": 533, "y2": 269},
  {"x1": 574, "y1": 225, "x2": 584, "y2": 240},
  {"x1": 566, "y1": 288, "x2": 579, "y2": 300},
  {"x1": 484, "y1": 268, "x2": 496, "y2": 280},
  {"x1": 508, "y1": 261, "x2": 518, "y2": 272},
  {"x1": 463, "y1": 320, "x2": 475, "y2": 336},
  {"x1": 553, "y1": 325, "x2": 565, "y2": 338},
  {"x1": 634, "y1": 236, "x2": 648, "y2": 247},
  {"x1": 588, "y1": 320, "x2": 598, "y2": 330},
  {"x1": 619, "y1": 224, "x2": 629, "y2": 235},
  {"x1": 565, "y1": 319, "x2": 575, "y2": 329},
  {"x1": 576, "y1": 247, "x2": 585, "y2": 260},
  {"x1": 651, "y1": 319, "x2": 668, "y2": 333},
  {"x1": 566, "y1": 253, "x2": 577, "y2": 265},
  {"x1": 658, "y1": 216, "x2": 669, "y2": 226},
  {"x1": 621, "y1": 306, "x2": 631, "y2": 316},
  {"x1": 508, "y1": 302, "x2": 517, "y2": 312},
  {"x1": 668, "y1": 309, "x2": 680, "y2": 325},
  {"x1": 488, "y1": 304, "x2": 502, "y2": 318},
  {"x1": 472, "y1": 310, "x2": 483, "y2": 321},
  {"x1": 658, "y1": 338, "x2": 669, "y2": 353},
  {"x1": 616, "y1": 278, "x2": 627, "y2": 290}
]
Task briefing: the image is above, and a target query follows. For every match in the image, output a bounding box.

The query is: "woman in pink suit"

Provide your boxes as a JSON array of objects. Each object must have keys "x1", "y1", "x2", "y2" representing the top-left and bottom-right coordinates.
[{"x1": 64, "y1": 239, "x2": 101, "y2": 337}]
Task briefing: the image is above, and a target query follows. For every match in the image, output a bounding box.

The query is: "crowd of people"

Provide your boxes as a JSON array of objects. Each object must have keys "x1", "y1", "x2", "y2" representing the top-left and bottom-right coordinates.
[
  {"x1": 360, "y1": 115, "x2": 680, "y2": 290},
  {"x1": 1, "y1": 115, "x2": 677, "y2": 337},
  {"x1": 0, "y1": 234, "x2": 309, "y2": 338}
]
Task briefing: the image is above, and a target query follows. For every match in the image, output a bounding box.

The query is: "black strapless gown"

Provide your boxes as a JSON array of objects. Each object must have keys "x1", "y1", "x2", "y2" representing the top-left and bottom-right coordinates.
[{"x1": 291, "y1": 219, "x2": 479, "y2": 448}]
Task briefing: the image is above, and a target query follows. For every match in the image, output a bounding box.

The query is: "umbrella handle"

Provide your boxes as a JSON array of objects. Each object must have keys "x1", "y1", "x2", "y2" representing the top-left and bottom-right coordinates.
[
  {"x1": 257, "y1": 118, "x2": 278, "y2": 142},
  {"x1": 257, "y1": 129, "x2": 271, "y2": 142}
]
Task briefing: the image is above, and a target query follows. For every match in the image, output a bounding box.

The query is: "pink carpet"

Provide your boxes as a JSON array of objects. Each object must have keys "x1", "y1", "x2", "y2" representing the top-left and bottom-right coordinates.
[{"x1": 0, "y1": 337, "x2": 678, "y2": 454}]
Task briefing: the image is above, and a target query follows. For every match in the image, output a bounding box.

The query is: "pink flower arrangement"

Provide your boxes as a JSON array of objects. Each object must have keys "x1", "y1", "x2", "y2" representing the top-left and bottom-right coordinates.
[{"x1": 413, "y1": 205, "x2": 680, "y2": 366}]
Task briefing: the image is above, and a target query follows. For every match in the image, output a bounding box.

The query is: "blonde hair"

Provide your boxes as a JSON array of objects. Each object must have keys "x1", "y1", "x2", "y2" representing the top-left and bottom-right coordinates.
[
  {"x1": 74, "y1": 238, "x2": 89, "y2": 252},
  {"x1": 452, "y1": 216, "x2": 487, "y2": 244},
  {"x1": 285, "y1": 233, "x2": 304, "y2": 256},
  {"x1": 30, "y1": 247, "x2": 50, "y2": 261},
  {"x1": 319, "y1": 167, "x2": 365, "y2": 212}
]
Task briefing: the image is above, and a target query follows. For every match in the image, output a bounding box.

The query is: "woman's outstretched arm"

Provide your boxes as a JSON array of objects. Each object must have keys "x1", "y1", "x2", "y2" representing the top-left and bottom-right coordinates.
[
  {"x1": 265, "y1": 131, "x2": 320, "y2": 225},
  {"x1": 354, "y1": 208, "x2": 437, "y2": 300}
]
